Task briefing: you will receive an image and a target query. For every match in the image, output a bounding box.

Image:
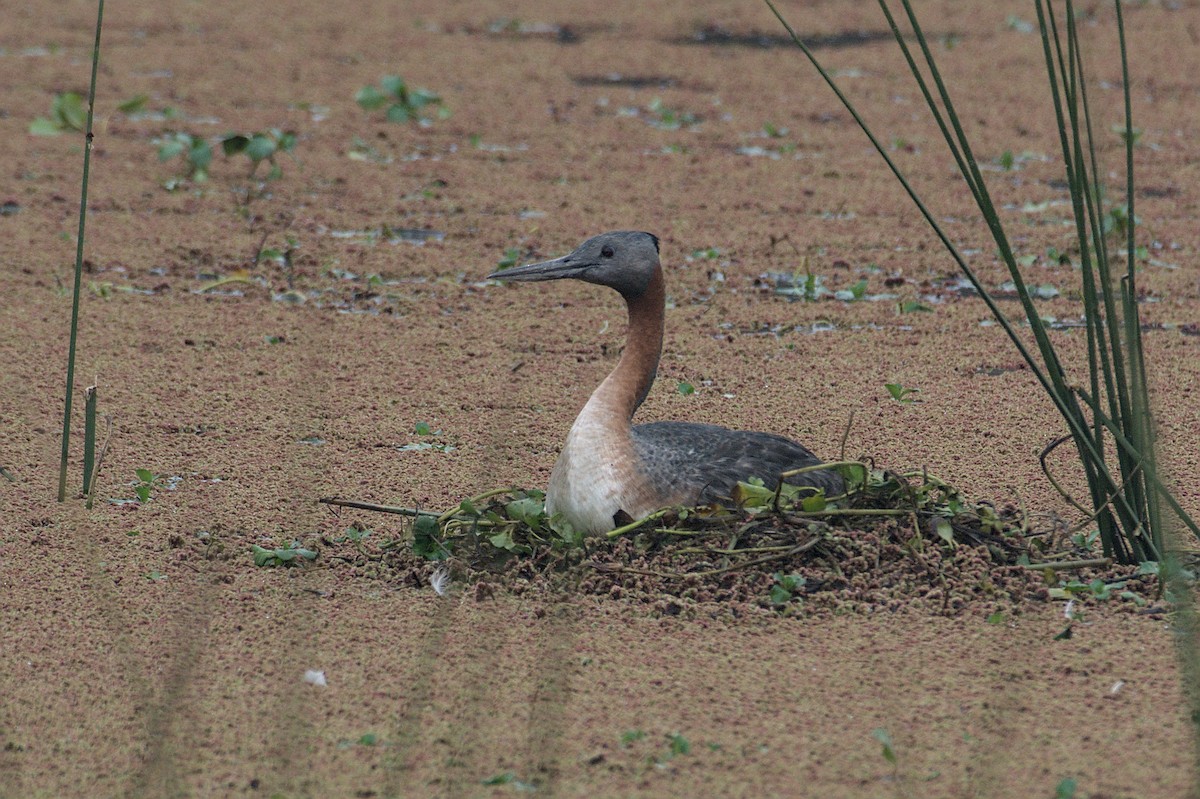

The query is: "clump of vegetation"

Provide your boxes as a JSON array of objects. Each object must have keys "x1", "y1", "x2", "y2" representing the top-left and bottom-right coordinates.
[
  {"x1": 645, "y1": 98, "x2": 699, "y2": 130},
  {"x1": 155, "y1": 129, "x2": 297, "y2": 185},
  {"x1": 324, "y1": 463, "x2": 1034, "y2": 573},
  {"x1": 221, "y1": 129, "x2": 298, "y2": 179},
  {"x1": 493, "y1": 247, "x2": 524, "y2": 271},
  {"x1": 768, "y1": 572, "x2": 806, "y2": 607},
  {"x1": 318, "y1": 455, "x2": 1172, "y2": 617},
  {"x1": 399, "y1": 420, "x2": 456, "y2": 452},
  {"x1": 356, "y1": 75, "x2": 445, "y2": 124},
  {"x1": 155, "y1": 132, "x2": 212, "y2": 181},
  {"x1": 29, "y1": 92, "x2": 87, "y2": 135},
  {"x1": 133, "y1": 468, "x2": 166, "y2": 504},
  {"x1": 251, "y1": 541, "x2": 317, "y2": 567}
]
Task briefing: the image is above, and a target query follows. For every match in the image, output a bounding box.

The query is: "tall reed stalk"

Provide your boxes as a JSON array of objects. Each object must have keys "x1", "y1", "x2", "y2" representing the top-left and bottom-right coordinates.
[
  {"x1": 764, "y1": 0, "x2": 1197, "y2": 564},
  {"x1": 56, "y1": 0, "x2": 106, "y2": 502}
]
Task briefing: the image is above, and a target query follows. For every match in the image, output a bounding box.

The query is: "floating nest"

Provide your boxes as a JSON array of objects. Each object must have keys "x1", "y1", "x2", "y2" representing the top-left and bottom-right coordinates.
[{"x1": 317, "y1": 463, "x2": 1160, "y2": 618}]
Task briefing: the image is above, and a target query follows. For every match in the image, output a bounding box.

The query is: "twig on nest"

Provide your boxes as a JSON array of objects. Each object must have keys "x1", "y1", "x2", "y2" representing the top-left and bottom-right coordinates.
[
  {"x1": 319, "y1": 496, "x2": 441, "y2": 518},
  {"x1": 1021, "y1": 558, "x2": 1113, "y2": 571}
]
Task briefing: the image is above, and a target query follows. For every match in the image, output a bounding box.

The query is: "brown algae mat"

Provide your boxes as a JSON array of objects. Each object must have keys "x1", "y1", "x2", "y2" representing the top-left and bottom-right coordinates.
[{"x1": 2, "y1": 0, "x2": 1199, "y2": 796}]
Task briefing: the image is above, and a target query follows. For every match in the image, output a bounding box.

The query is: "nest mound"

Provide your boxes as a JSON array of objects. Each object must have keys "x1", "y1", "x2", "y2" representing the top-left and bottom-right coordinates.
[{"x1": 321, "y1": 467, "x2": 1159, "y2": 618}]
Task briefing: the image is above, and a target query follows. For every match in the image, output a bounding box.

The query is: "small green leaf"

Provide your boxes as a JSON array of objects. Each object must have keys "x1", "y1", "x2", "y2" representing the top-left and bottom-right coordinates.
[
  {"x1": 221, "y1": 134, "x2": 250, "y2": 156},
  {"x1": 1054, "y1": 776, "x2": 1078, "y2": 799},
  {"x1": 188, "y1": 140, "x2": 212, "y2": 171},
  {"x1": 411, "y1": 515, "x2": 449, "y2": 560},
  {"x1": 408, "y1": 88, "x2": 440, "y2": 109},
  {"x1": 495, "y1": 247, "x2": 522, "y2": 270},
  {"x1": 251, "y1": 544, "x2": 274, "y2": 566},
  {"x1": 677, "y1": 381, "x2": 695, "y2": 396},
  {"x1": 505, "y1": 496, "x2": 545, "y2": 529},
  {"x1": 245, "y1": 133, "x2": 276, "y2": 163},
  {"x1": 355, "y1": 84, "x2": 388, "y2": 110},
  {"x1": 385, "y1": 104, "x2": 413, "y2": 124},
  {"x1": 157, "y1": 138, "x2": 186, "y2": 161},
  {"x1": 1119, "y1": 590, "x2": 1147, "y2": 606},
  {"x1": 117, "y1": 94, "x2": 149, "y2": 114},
  {"x1": 548, "y1": 514, "x2": 582, "y2": 547},
  {"x1": 899, "y1": 300, "x2": 933, "y2": 313},
  {"x1": 489, "y1": 530, "x2": 517, "y2": 550},
  {"x1": 380, "y1": 75, "x2": 407, "y2": 98},
  {"x1": 885, "y1": 383, "x2": 920, "y2": 404},
  {"x1": 620, "y1": 729, "x2": 646, "y2": 745},
  {"x1": 414, "y1": 421, "x2": 432, "y2": 436},
  {"x1": 769, "y1": 573, "x2": 805, "y2": 605},
  {"x1": 29, "y1": 117, "x2": 64, "y2": 136},
  {"x1": 835, "y1": 462, "x2": 868, "y2": 491},
  {"x1": 986, "y1": 611, "x2": 1005, "y2": 624},
  {"x1": 358, "y1": 733, "x2": 378, "y2": 746},
  {"x1": 667, "y1": 733, "x2": 691, "y2": 756},
  {"x1": 934, "y1": 517, "x2": 956, "y2": 548},
  {"x1": 799, "y1": 493, "x2": 827, "y2": 512},
  {"x1": 872, "y1": 728, "x2": 896, "y2": 765},
  {"x1": 780, "y1": 573, "x2": 805, "y2": 592},
  {"x1": 54, "y1": 92, "x2": 87, "y2": 131},
  {"x1": 769, "y1": 584, "x2": 793, "y2": 605}
]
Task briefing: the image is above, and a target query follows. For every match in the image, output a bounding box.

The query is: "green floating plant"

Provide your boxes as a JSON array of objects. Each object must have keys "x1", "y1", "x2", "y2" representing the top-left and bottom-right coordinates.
[{"x1": 356, "y1": 75, "x2": 445, "y2": 124}]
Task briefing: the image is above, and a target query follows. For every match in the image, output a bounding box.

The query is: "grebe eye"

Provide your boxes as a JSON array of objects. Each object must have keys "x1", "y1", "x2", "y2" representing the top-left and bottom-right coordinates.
[{"x1": 601, "y1": 245, "x2": 614, "y2": 258}]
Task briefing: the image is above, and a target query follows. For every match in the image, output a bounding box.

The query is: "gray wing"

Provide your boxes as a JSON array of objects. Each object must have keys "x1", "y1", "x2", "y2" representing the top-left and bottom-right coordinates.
[{"x1": 630, "y1": 421, "x2": 844, "y2": 506}]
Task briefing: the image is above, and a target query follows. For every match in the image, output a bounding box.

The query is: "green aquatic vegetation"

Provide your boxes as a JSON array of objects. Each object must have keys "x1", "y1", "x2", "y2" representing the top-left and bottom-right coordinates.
[
  {"x1": 356, "y1": 75, "x2": 446, "y2": 124},
  {"x1": 29, "y1": 92, "x2": 87, "y2": 135}
]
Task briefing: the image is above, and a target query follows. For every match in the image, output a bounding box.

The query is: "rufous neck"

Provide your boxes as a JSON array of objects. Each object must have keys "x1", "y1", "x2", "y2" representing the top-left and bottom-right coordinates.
[{"x1": 589, "y1": 266, "x2": 665, "y2": 422}]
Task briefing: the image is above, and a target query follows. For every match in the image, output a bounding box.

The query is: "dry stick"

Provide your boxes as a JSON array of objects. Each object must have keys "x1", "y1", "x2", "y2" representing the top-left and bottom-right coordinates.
[
  {"x1": 249, "y1": 230, "x2": 270, "y2": 266},
  {"x1": 1042, "y1": 433, "x2": 1146, "y2": 535},
  {"x1": 1020, "y1": 558, "x2": 1112, "y2": 571},
  {"x1": 1010, "y1": 485, "x2": 1032, "y2": 536},
  {"x1": 838, "y1": 409, "x2": 856, "y2": 462},
  {"x1": 587, "y1": 563, "x2": 679, "y2": 580},
  {"x1": 437, "y1": 487, "x2": 512, "y2": 523},
  {"x1": 679, "y1": 544, "x2": 796, "y2": 556},
  {"x1": 318, "y1": 497, "x2": 442, "y2": 518},
  {"x1": 780, "y1": 460, "x2": 865, "y2": 480},
  {"x1": 590, "y1": 537, "x2": 821, "y2": 582},
  {"x1": 319, "y1": 487, "x2": 515, "y2": 522},
  {"x1": 605, "y1": 508, "x2": 673, "y2": 539},
  {"x1": 785, "y1": 508, "x2": 907, "y2": 518},
  {"x1": 1039, "y1": 434, "x2": 1095, "y2": 518},
  {"x1": 82, "y1": 384, "x2": 97, "y2": 495},
  {"x1": 56, "y1": 0, "x2": 106, "y2": 502},
  {"x1": 685, "y1": 537, "x2": 823, "y2": 579},
  {"x1": 84, "y1": 414, "x2": 113, "y2": 510}
]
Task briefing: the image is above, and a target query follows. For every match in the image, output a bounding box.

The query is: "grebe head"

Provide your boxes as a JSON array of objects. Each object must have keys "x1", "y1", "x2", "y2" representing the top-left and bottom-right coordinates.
[{"x1": 487, "y1": 231, "x2": 660, "y2": 300}]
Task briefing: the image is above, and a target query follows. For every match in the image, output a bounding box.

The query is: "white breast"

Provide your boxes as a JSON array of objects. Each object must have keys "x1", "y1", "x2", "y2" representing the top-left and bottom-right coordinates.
[{"x1": 545, "y1": 407, "x2": 640, "y2": 536}]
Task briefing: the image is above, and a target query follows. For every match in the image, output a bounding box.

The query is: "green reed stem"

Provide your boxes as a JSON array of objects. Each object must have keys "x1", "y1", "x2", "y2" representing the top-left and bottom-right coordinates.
[
  {"x1": 56, "y1": 0, "x2": 106, "y2": 502},
  {"x1": 763, "y1": 0, "x2": 1194, "y2": 564}
]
